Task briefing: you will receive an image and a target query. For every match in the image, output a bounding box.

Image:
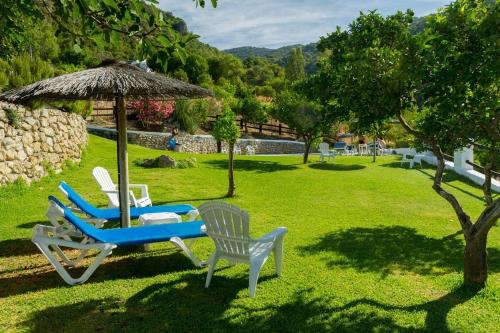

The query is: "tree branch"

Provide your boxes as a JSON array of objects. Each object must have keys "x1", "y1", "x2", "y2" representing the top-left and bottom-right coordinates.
[
  {"x1": 473, "y1": 199, "x2": 500, "y2": 238},
  {"x1": 430, "y1": 144, "x2": 474, "y2": 236},
  {"x1": 396, "y1": 111, "x2": 430, "y2": 145},
  {"x1": 468, "y1": 139, "x2": 500, "y2": 153}
]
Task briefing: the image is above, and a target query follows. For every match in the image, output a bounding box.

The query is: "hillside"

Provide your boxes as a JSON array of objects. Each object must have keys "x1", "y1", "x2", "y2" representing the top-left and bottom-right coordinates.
[
  {"x1": 223, "y1": 17, "x2": 427, "y2": 73},
  {"x1": 224, "y1": 43, "x2": 317, "y2": 73}
]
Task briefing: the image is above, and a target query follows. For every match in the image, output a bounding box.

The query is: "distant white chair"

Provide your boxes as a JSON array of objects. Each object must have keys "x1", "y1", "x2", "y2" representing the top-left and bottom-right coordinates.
[
  {"x1": 401, "y1": 154, "x2": 422, "y2": 169},
  {"x1": 358, "y1": 144, "x2": 368, "y2": 156},
  {"x1": 246, "y1": 145, "x2": 256, "y2": 155},
  {"x1": 319, "y1": 142, "x2": 335, "y2": 162},
  {"x1": 199, "y1": 201, "x2": 288, "y2": 298},
  {"x1": 92, "y1": 166, "x2": 152, "y2": 208},
  {"x1": 233, "y1": 145, "x2": 242, "y2": 155}
]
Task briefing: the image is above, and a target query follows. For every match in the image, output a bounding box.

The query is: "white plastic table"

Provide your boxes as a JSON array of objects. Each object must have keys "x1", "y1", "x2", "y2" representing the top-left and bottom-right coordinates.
[{"x1": 138, "y1": 212, "x2": 182, "y2": 250}]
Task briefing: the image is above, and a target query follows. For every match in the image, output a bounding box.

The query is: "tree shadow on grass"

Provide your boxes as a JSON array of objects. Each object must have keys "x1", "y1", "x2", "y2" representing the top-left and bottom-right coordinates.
[
  {"x1": 17, "y1": 221, "x2": 47, "y2": 229},
  {"x1": 21, "y1": 274, "x2": 479, "y2": 332},
  {"x1": 308, "y1": 163, "x2": 366, "y2": 171},
  {"x1": 299, "y1": 226, "x2": 500, "y2": 277},
  {"x1": 0, "y1": 250, "x2": 200, "y2": 298},
  {"x1": 21, "y1": 275, "x2": 410, "y2": 333},
  {"x1": 0, "y1": 238, "x2": 40, "y2": 258},
  {"x1": 379, "y1": 162, "x2": 488, "y2": 202},
  {"x1": 203, "y1": 159, "x2": 299, "y2": 173},
  {"x1": 416, "y1": 169, "x2": 488, "y2": 202},
  {"x1": 154, "y1": 195, "x2": 228, "y2": 205}
]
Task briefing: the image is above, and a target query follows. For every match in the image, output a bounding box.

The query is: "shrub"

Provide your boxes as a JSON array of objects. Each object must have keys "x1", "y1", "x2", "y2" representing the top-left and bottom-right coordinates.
[
  {"x1": 173, "y1": 99, "x2": 213, "y2": 134},
  {"x1": 6, "y1": 54, "x2": 54, "y2": 88},
  {"x1": 255, "y1": 85, "x2": 276, "y2": 97},
  {"x1": 128, "y1": 99, "x2": 175, "y2": 130},
  {"x1": 5, "y1": 108, "x2": 22, "y2": 128}
]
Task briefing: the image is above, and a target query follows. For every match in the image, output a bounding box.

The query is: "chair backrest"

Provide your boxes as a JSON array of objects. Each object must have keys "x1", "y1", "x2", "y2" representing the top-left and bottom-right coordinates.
[
  {"x1": 93, "y1": 167, "x2": 115, "y2": 190},
  {"x1": 199, "y1": 201, "x2": 251, "y2": 257},
  {"x1": 318, "y1": 142, "x2": 329, "y2": 154},
  {"x1": 58, "y1": 181, "x2": 101, "y2": 217},
  {"x1": 48, "y1": 195, "x2": 106, "y2": 243}
]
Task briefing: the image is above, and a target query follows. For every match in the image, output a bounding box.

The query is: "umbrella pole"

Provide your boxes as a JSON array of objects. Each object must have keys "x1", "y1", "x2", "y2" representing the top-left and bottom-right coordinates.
[{"x1": 116, "y1": 96, "x2": 131, "y2": 228}]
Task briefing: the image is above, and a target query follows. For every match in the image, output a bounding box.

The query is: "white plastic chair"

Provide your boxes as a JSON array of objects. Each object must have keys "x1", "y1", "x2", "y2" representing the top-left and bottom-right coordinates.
[
  {"x1": 199, "y1": 201, "x2": 288, "y2": 298},
  {"x1": 401, "y1": 154, "x2": 422, "y2": 168},
  {"x1": 92, "y1": 166, "x2": 152, "y2": 208},
  {"x1": 246, "y1": 145, "x2": 256, "y2": 155},
  {"x1": 233, "y1": 145, "x2": 242, "y2": 155},
  {"x1": 319, "y1": 142, "x2": 335, "y2": 162}
]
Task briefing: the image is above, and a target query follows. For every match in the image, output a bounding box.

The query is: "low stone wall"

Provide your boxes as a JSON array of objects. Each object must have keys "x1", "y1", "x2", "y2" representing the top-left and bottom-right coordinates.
[
  {"x1": 0, "y1": 102, "x2": 88, "y2": 185},
  {"x1": 87, "y1": 125, "x2": 307, "y2": 155}
]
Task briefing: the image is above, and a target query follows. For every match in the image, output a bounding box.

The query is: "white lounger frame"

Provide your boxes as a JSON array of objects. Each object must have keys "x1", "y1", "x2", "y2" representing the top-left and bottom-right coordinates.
[{"x1": 32, "y1": 201, "x2": 207, "y2": 285}]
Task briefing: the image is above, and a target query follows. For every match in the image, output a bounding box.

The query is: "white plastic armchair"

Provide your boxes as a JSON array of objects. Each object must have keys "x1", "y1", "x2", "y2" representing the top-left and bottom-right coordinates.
[
  {"x1": 199, "y1": 201, "x2": 288, "y2": 298},
  {"x1": 246, "y1": 145, "x2": 256, "y2": 155},
  {"x1": 233, "y1": 145, "x2": 242, "y2": 155},
  {"x1": 92, "y1": 166, "x2": 152, "y2": 208},
  {"x1": 319, "y1": 142, "x2": 335, "y2": 162}
]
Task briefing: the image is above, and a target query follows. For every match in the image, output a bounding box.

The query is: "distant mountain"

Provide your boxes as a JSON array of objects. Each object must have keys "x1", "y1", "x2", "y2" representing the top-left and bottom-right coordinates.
[
  {"x1": 224, "y1": 43, "x2": 318, "y2": 73},
  {"x1": 223, "y1": 17, "x2": 427, "y2": 73}
]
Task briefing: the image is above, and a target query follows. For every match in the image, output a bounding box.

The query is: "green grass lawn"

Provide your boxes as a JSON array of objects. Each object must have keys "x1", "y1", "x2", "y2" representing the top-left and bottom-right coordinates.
[{"x1": 0, "y1": 134, "x2": 499, "y2": 332}]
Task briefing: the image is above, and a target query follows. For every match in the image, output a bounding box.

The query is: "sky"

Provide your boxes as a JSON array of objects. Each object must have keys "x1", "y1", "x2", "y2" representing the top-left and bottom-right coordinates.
[{"x1": 158, "y1": 0, "x2": 451, "y2": 50}]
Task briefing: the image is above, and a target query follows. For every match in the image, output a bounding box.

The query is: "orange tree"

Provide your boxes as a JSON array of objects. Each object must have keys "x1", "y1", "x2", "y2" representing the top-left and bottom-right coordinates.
[{"x1": 313, "y1": 1, "x2": 499, "y2": 288}]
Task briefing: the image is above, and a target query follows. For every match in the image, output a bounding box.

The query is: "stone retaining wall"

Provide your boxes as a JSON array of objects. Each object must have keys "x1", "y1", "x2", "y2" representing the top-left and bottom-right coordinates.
[
  {"x1": 87, "y1": 125, "x2": 307, "y2": 155},
  {"x1": 0, "y1": 102, "x2": 88, "y2": 185}
]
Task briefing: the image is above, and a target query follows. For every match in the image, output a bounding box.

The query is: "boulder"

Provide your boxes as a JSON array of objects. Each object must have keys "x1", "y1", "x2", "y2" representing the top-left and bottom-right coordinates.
[{"x1": 157, "y1": 155, "x2": 177, "y2": 168}]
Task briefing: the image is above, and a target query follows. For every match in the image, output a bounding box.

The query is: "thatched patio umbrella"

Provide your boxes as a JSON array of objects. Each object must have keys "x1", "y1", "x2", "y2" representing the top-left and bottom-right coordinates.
[{"x1": 0, "y1": 59, "x2": 212, "y2": 227}]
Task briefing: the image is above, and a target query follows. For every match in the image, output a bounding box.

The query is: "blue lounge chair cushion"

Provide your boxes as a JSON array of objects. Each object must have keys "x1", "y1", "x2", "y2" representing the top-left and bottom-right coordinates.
[
  {"x1": 59, "y1": 181, "x2": 196, "y2": 220},
  {"x1": 49, "y1": 196, "x2": 206, "y2": 246},
  {"x1": 333, "y1": 142, "x2": 347, "y2": 149}
]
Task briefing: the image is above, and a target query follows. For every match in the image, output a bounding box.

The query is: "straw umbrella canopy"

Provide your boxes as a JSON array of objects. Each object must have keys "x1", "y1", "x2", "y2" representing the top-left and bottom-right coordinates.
[{"x1": 0, "y1": 59, "x2": 213, "y2": 228}]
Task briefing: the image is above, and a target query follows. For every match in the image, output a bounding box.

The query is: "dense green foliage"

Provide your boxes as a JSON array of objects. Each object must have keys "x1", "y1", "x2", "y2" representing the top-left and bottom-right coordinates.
[
  {"x1": 1, "y1": 135, "x2": 498, "y2": 332},
  {"x1": 212, "y1": 105, "x2": 240, "y2": 197},
  {"x1": 272, "y1": 91, "x2": 334, "y2": 163},
  {"x1": 285, "y1": 47, "x2": 306, "y2": 83},
  {"x1": 173, "y1": 99, "x2": 216, "y2": 134}
]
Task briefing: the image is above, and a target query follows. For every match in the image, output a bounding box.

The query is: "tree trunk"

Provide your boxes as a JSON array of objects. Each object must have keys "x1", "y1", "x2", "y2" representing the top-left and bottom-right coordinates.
[
  {"x1": 372, "y1": 135, "x2": 377, "y2": 162},
  {"x1": 303, "y1": 139, "x2": 311, "y2": 164},
  {"x1": 464, "y1": 233, "x2": 488, "y2": 289},
  {"x1": 227, "y1": 144, "x2": 235, "y2": 197}
]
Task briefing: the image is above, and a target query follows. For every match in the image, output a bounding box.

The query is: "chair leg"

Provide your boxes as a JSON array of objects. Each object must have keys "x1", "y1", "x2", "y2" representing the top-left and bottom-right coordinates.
[
  {"x1": 33, "y1": 238, "x2": 114, "y2": 285},
  {"x1": 170, "y1": 237, "x2": 205, "y2": 267},
  {"x1": 249, "y1": 259, "x2": 266, "y2": 298},
  {"x1": 205, "y1": 252, "x2": 220, "y2": 288},
  {"x1": 274, "y1": 237, "x2": 285, "y2": 276}
]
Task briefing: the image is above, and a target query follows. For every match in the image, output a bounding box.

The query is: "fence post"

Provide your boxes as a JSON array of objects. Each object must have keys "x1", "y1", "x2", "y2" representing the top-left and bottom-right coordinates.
[
  {"x1": 259, "y1": 123, "x2": 263, "y2": 134},
  {"x1": 279, "y1": 123, "x2": 282, "y2": 135},
  {"x1": 240, "y1": 118, "x2": 244, "y2": 129}
]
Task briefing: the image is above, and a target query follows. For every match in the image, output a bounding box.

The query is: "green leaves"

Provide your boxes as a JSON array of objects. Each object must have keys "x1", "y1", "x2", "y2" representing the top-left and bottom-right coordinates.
[{"x1": 212, "y1": 104, "x2": 240, "y2": 145}]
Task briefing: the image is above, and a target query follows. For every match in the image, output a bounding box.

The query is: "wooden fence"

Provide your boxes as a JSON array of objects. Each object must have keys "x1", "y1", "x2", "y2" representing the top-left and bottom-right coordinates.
[
  {"x1": 206, "y1": 115, "x2": 297, "y2": 137},
  {"x1": 91, "y1": 104, "x2": 300, "y2": 138}
]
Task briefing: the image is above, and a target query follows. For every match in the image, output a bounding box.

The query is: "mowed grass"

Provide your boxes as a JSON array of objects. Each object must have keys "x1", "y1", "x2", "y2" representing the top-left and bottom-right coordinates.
[{"x1": 0, "y1": 134, "x2": 499, "y2": 333}]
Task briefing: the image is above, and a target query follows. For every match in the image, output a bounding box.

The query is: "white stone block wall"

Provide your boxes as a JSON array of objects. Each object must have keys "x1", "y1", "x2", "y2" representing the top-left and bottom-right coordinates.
[
  {"x1": 87, "y1": 125, "x2": 308, "y2": 155},
  {"x1": 0, "y1": 102, "x2": 88, "y2": 185}
]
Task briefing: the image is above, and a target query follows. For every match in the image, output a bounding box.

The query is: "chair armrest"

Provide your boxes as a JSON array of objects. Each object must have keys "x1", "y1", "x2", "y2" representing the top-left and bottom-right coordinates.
[
  {"x1": 101, "y1": 189, "x2": 139, "y2": 206},
  {"x1": 128, "y1": 184, "x2": 149, "y2": 198},
  {"x1": 255, "y1": 227, "x2": 288, "y2": 243}
]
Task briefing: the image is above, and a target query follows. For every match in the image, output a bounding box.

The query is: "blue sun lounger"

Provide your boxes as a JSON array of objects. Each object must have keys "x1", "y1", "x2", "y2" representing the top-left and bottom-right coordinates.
[
  {"x1": 58, "y1": 181, "x2": 199, "y2": 222},
  {"x1": 33, "y1": 196, "x2": 207, "y2": 285}
]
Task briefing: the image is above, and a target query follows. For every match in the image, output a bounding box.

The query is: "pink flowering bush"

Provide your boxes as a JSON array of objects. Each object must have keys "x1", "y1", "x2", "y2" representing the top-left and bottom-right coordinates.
[{"x1": 128, "y1": 99, "x2": 175, "y2": 130}]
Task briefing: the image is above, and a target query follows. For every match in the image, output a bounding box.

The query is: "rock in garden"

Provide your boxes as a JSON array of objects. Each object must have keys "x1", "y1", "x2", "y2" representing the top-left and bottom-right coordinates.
[{"x1": 157, "y1": 155, "x2": 177, "y2": 168}]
